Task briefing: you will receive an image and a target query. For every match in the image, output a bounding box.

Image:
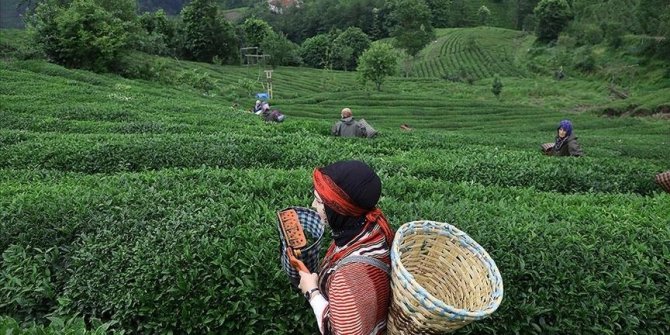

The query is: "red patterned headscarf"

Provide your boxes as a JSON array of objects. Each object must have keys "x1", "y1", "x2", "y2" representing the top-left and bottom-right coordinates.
[{"x1": 313, "y1": 161, "x2": 394, "y2": 247}]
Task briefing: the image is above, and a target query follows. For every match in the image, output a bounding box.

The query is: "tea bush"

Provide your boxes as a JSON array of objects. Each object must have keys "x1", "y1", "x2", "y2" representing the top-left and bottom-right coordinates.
[
  {"x1": 1, "y1": 30, "x2": 669, "y2": 334},
  {"x1": 1, "y1": 169, "x2": 668, "y2": 334}
]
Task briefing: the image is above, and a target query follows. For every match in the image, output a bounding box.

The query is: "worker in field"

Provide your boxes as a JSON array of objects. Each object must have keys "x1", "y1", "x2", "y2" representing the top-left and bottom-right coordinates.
[
  {"x1": 331, "y1": 108, "x2": 368, "y2": 138},
  {"x1": 259, "y1": 102, "x2": 285, "y2": 122},
  {"x1": 547, "y1": 119, "x2": 583, "y2": 157},
  {"x1": 252, "y1": 100, "x2": 263, "y2": 114},
  {"x1": 298, "y1": 160, "x2": 394, "y2": 335}
]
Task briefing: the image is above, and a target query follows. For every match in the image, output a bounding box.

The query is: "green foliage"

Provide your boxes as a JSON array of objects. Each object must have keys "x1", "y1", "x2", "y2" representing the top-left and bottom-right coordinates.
[
  {"x1": 0, "y1": 315, "x2": 120, "y2": 334},
  {"x1": 572, "y1": 47, "x2": 596, "y2": 73},
  {"x1": 0, "y1": 29, "x2": 43, "y2": 60},
  {"x1": 567, "y1": 22, "x2": 603, "y2": 46},
  {"x1": 424, "y1": 0, "x2": 450, "y2": 28},
  {"x1": 240, "y1": 17, "x2": 274, "y2": 49},
  {"x1": 491, "y1": 74, "x2": 503, "y2": 98},
  {"x1": 410, "y1": 27, "x2": 531, "y2": 79},
  {"x1": 177, "y1": 69, "x2": 217, "y2": 93},
  {"x1": 0, "y1": 245, "x2": 57, "y2": 322},
  {"x1": 478, "y1": 5, "x2": 491, "y2": 26},
  {"x1": 534, "y1": 0, "x2": 573, "y2": 43},
  {"x1": 636, "y1": 0, "x2": 667, "y2": 35},
  {"x1": 447, "y1": 0, "x2": 472, "y2": 27},
  {"x1": 389, "y1": 0, "x2": 435, "y2": 57},
  {"x1": 180, "y1": 0, "x2": 239, "y2": 64},
  {"x1": 261, "y1": 32, "x2": 301, "y2": 68},
  {"x1": 1, "y1": 26, "x2": 669, "y2": 334},
  {"x1": 332, "y1": 27, "x2": 371, "y2": 71},
  {"x1": 27, "y1": 0, "x2": 131, "y2": 72},
  {"x1": 299, "y1": 34, "x2": 331, "y2": 69},
  {"x1": 223, "y1": 78, "x2": 258, "y2": 103},
  {"x1": 356, "y1": 41, "x2": 399, "y2": 91},
  {"x1": 137, "y1": 9, "x2": 178, "y2": 57}
]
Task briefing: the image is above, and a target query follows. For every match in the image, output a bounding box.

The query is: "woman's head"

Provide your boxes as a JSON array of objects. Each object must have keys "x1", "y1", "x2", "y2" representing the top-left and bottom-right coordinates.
[
  {"x1": 341, "y1": 108, "x2": 353, "y2": 119},
  {"x1": 557, "y1": 119, "x2": 573, "y2": 138},
  {"x1": 312, "y1": 160, "x2": 382, "y2": 245}
]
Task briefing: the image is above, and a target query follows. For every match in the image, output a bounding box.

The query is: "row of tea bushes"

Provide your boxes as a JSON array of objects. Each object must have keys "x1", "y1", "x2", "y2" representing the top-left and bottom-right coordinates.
[
  {"x1": 0, "y1": 315, "x2": 119, "y2": 334},
  {"x1": 0, "y1": 129, "x2": 665, "y2": 194},
  {"x1": 2, "y1": 167, "x2": 668, "y2": 334}
]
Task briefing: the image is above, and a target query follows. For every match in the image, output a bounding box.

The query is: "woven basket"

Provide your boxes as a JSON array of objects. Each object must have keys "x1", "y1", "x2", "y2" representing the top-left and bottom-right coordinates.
[
  {"x1": 387, "y1": 221, "x2": 503, "y2": 334},
  {"x1": 540, "y1": 142, "x2": 555, "y2": 154},
  {"x1": 277, "y1": 207, "x2": 325, "y2": 288},
  {"x1": 655, "y1": 171, "x2": 670, "y2": 193}
]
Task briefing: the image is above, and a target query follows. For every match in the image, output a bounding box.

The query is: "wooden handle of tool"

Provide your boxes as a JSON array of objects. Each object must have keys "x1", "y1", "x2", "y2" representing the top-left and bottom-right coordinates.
[{"x1": 287, "y1": 249, "x2": 310, "y2": 273}]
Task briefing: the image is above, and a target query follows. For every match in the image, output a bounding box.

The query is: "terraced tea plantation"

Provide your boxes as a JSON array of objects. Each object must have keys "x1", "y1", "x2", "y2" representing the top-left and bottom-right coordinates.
[
  {"x1": 1, "y1": 28, "x2": 669, "y2": 334},
  {"x1": 411, "y1": 27, "x2": 531, "y2": 79}
]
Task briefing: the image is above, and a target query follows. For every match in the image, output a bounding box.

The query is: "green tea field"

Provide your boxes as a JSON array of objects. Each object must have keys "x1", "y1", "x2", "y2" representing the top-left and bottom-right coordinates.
[{"x1": 1, "y1": 26, "x2": 669, "y2": 334}]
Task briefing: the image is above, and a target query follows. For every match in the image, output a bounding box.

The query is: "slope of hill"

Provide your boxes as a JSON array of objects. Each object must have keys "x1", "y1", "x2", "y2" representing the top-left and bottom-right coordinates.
[{"x1": 411, "y1": 27, "x2": 534, "y2": 79}]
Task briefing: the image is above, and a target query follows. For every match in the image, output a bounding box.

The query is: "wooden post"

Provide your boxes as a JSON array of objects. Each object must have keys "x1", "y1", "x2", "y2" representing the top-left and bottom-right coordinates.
[{"x1": 265, "y1": 70, "x2": 273, "y2": 99}]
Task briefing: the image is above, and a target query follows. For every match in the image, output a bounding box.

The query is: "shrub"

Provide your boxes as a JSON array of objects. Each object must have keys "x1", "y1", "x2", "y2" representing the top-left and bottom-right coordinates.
[
  {"x1": 478, "y1": 5, "x2": 491, "y2": 26},
  {"x1": 0, "y1": 315, "x2": 119, "y2": 334},
  {"x1": 491, "y1": 75, "x2": 503, "y2": 99},
  {"x1": 0, "y1": 245, "x2": 58, "y2": 322},
  {"x1": 28, "y1": 0, "x2": 131, "y2": 72},
  {"x1": 573, "y1": 47, "x2": 596, "y2": 73},
  {"x1": 180, "y1": 0, "x2": 239, "y2": 64}
]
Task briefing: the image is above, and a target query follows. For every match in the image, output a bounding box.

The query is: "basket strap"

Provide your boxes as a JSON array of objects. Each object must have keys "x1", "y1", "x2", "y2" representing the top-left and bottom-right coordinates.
[{"x1": 336, "y1": 255, "x2": 390, "y2": 276}]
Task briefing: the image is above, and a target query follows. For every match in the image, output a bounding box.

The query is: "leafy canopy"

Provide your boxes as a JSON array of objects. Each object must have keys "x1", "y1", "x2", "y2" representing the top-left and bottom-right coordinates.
[{"x1": 356, "y1": 41, "x2": 399, "y2": 91}]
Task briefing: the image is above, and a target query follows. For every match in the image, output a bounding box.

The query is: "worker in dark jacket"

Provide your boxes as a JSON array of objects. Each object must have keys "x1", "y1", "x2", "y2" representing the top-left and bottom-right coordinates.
[
  {"x1": 331, "y1": 108, "x2": 366, "y2": 138},
  {"x1": 551, "y1": 119, "x2": 583, "y2": 157}
]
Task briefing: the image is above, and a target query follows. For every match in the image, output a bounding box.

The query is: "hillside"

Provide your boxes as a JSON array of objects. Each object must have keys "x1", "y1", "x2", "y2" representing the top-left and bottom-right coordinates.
[
  {"x1": 411, "y1": 27, "x2": 534, "y2": 79},
  {"x1": 1, "y1": 26, "x2": 669, "y2": 335}
]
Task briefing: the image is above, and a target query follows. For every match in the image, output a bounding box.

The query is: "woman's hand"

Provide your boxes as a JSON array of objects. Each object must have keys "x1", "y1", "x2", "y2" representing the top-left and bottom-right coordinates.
[{"x1": 298, "y1": 271, "x2": 319, "y2": 294}]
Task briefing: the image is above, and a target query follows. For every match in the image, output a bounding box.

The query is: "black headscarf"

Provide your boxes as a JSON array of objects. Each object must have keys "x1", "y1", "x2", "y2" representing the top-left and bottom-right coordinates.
[{"x1": 318, "y1": 160, "x2": 382, "y2": 247}]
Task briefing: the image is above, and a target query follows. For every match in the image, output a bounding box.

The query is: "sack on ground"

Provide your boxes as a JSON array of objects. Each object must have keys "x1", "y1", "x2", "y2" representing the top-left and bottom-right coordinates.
[
  {"x1": 266, "y1": 109, "x2": 285, "y2": 122},
  {"x1": 358, "y1": 118, "x2": 377, "y2": 138}
]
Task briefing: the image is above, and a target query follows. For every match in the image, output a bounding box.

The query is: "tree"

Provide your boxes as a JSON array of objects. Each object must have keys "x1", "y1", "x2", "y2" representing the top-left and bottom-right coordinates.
[
  {"x1": 137, "y1": 9, "x2": 177, "y2": 56},
  {"x1": 180, "y1": 0, "x2": 239, "y2": 63},
  {"x1": 424, "y1": 0, "x2": 450, "y2": 28},
  {"x1": 657, "y1": 6, "x2": 670, "y2": 60},
  {"x1": 514, "y1": 0, "x2": 540, "y2": 30},
  {"x1": 299, "y1": 34, "x2": 331, "y2": 68},
  {"x1": 448, "y1": 0, "x2": 471, "y2": 27},
  {"x1": 260, "y1": 32, "x2": 301, "y2": 68},
  {"x1": 357, "y1": 42, "x2": 398, "y2": 91},
  {"x1": 534, "y1": 0, "x2": 573, "y2": 43},
  {"x1": 329, "y1": 44, "x2": 354, "y2": 71},
  {"x1": 637, "y1": 0, "x2": 667, "y2": 35},
  {"x1": 241, "y1": 17, "x2": 274, "y2": 49},
  {"x1": 478, "y1": 5, "x2": 491, "y2": 26},
  {"x1": 389, "y1": 0, "x2": 434, "y2": 57},
  {"x1": 28, "y1": 0, "x2": 130, "y2": 71},
  {"x1": 332, "y1": 27, "x2": 371, "y2": 70}
]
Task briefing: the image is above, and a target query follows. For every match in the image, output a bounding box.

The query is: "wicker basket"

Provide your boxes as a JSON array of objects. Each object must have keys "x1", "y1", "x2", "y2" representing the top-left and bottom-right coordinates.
[
  {"x1": 387, "y1": 221, "x2": 503, "y2": 334},
  {"x1": 540, "y1": 142, "x2": 555, "y2": 154},
  {"x1": 277, "y1": 207, "x2": 325, "y2": 288},
  {"x1": 655, "y1": 171, "x2": 670, "y2": 193}
]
